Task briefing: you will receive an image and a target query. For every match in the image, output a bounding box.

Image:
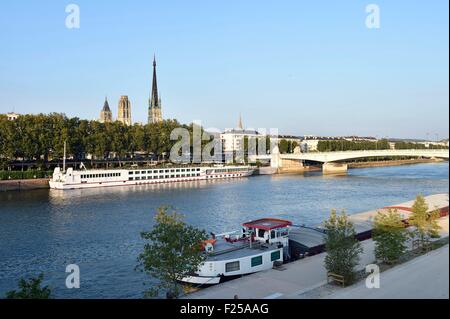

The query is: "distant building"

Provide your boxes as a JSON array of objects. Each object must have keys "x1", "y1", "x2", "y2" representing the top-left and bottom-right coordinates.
[
  {"x1": 6, "y1": 112, "x2": 20, "y2": 121},
  {"x1": 220, "y1": 115, "x2": 261, "y2": 153},
  {"x1": 99, "y1": 97, "x2": 113, "y2": 123},
  {"x1": 117, "y1": 95, "x2": 132, "y2": 126},
  {"x1": 148, "y1": 56, "x2": 163, "y2": 124}
]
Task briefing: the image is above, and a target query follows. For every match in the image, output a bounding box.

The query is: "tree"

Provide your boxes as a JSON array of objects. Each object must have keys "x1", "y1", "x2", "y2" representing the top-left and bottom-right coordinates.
[
  {"x1": 408, "y1": 195, "x2": 441, "y2": 250},
  {"x1": 323, "y1": 210, "x2": 363, "y2": 285},
  {"x1": 372, "y1": 209, "x2": 408, "y2": 264},
  {"x1": 138, "y1": 206, "x2": 208, "y2": 298},
  {"x1": 5, "y1": 274, "x2": 51, "y2": 299},
  {"x1": 279, "y1": 139, "x2": 289, "y2": 154}
]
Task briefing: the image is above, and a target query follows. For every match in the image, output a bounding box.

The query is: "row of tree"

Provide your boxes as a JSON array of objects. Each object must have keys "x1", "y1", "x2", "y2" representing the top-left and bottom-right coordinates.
[
  {"x1": 0, "y1": 113, "x2": 197, "y2": 163},
  {"x1": 324, "y1": 195, "x2": 441, "y2": 284},
  {"x1": 395, "y1": 141, "x2": 448, "y2": 150},
  {"x1": 317, "y1": 139, "x2": 391, "y2": 152}
]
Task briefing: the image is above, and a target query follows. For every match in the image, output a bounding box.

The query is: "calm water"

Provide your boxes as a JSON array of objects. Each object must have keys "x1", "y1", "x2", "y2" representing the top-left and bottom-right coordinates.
[{"x1": 0, "y1": 162, "x2": 448, "y2": 298}]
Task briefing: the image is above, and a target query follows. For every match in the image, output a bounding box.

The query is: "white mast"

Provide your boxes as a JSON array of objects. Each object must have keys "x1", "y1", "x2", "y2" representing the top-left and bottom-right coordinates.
[{"x1": 63, "y1": 140, "x2": 66, "y2": 173}]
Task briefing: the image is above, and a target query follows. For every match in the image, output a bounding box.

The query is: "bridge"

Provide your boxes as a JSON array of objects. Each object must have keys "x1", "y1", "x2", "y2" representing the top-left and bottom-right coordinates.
[{"x1": 251, "y1": 149, "x2": 449, "y2": 174}]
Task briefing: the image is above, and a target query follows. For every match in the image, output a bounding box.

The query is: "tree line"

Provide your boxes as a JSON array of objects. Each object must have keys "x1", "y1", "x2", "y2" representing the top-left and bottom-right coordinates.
[
  {"x1": 0, "y1": 113, "x2": 197, "y2": 165},
  {"x1": 317, "y1": 139, "x2": 391, "y2": 152},
  {"x1": 395, "y1": 141, "x2": 448, "y2": 150}
]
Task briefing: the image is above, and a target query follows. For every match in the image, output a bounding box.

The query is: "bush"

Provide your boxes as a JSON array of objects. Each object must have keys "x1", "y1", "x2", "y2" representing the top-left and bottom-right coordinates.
[{"x1": 0, "y1": 170, "x2": 53, "y2": 180}]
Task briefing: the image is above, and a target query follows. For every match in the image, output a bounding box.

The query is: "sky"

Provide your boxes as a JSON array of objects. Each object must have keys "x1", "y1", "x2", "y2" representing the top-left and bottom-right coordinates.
[{"x1": 0, "y1": 0, "x2": 448, "y2": 139}]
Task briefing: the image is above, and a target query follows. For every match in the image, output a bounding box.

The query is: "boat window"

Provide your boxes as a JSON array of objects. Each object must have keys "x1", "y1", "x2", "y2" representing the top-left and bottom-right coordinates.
[
  {"x1": 141, "y1": 171, "x2": 146, "y2": 174},
  {"x1": 258, "y1": 229, "x2": 265, "y2": 238},
  {"x1": 197, "y1": 168, "x2": 200, "y2": 171},
  {"x1": 271, "y1": 250, "x2": 281, "y2": 262},
  {"x1": 141, "y1": 176, "x2": 146, "y2": 180},
  {"x1": 251, "y1": 256, "x2": 263, "y2": 267},
  {"x1": 271, "y1": 230, "x2": 276, "y2": 239},
  {"x1": 129, "y1": 171, "x2": 133, "y2": 175},
  {"x1": 129, "y1": 177, "x2": 134, "y2": 181},
  {"x1": 225, "y1": 261, "x2": 240, "y2": 272}
]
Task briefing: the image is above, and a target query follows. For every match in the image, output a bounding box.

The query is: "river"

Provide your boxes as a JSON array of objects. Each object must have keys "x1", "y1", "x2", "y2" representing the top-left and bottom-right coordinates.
[{"x1": 0, "y1": 162, "x2": 448, "y2": 298}]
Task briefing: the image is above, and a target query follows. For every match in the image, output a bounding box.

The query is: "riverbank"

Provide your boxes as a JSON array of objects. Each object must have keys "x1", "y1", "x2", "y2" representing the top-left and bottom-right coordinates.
[
  {"x1": 186, "y1": 195, "x2": 449, "y2": 299},
  {"x1": 347, "y1": 158, "x2": 446, "y2": 169},
  {"x1": 0, "y1": 178, "x2": 49, "y2": 192}
]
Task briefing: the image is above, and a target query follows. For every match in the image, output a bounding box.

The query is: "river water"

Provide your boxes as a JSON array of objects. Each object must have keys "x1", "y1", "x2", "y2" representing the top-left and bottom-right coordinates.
[{"x1": 0, "y1": 162, "x2": 448, "y2": 298}]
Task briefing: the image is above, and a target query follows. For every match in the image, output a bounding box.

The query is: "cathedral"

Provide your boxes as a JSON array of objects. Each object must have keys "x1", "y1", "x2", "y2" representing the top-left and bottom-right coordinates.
[
  {"x1": 98, "y1": 55, "x2": 163, "y2": 125},
  {"x1": 148, "y1": 56, "x2": 163, "y2": 124},
  {"x1": 99, "y1": 97, "x2": 112, "y2": 123}
]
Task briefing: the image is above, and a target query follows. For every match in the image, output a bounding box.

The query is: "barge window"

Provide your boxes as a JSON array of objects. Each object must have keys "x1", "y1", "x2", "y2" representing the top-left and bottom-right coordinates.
[
  {"x1": 271, "y1": 250, "x2": 281, "y2": 261},
  {"x1": 251, "y1": 256, "x2": 263, "y2": 267},
  {"x1": 225, "y1": 261, "x2": 240, "y2": 272}
]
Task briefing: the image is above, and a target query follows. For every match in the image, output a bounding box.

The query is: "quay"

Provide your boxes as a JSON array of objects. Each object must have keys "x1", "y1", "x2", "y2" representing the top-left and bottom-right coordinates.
[{"x1": 186, "y1": 194, "x2": 449, "y2": 299}]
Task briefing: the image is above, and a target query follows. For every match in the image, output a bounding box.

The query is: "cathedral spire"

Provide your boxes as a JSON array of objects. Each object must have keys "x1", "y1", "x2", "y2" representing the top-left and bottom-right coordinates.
[
  {"x1": 148, "y1": 54, "x2": 163, "y2": 124},
  {"x1": 151, "y1": 55, "x2": 159, "y2": 108}
]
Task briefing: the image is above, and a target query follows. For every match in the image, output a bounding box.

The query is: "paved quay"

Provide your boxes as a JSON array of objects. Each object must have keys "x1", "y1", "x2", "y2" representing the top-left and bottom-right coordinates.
[
  {"x1": 327, "y1": 245, "x2": 449, "y2": 299},
  {"x1": 187, "y1": 215, "x2": 449, "y2": 299}
]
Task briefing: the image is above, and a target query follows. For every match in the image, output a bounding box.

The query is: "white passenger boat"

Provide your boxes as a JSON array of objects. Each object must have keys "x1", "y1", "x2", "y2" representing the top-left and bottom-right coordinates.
[
  {"x1": 49, "y1": 165, "x2": 254, "y2": 190},
  {"x1": 181, "y1": 218, "x2": 292, "y2": 285}
]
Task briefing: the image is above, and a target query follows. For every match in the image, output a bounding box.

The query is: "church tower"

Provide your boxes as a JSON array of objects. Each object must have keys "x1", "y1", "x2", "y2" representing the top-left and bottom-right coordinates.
[
  {"x1": 99, "y1": 97, "x2": 113, "y2": 123},
  {"x1": 148, "y1": 55, "x2": 163, "y2": 124},
  {"x1": 117, "y1": 95, "x2": 132, "y2": 126}
]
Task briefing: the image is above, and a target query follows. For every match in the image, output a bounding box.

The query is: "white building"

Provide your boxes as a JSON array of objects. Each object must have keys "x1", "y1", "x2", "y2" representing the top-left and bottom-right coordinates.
[
  {"x1": 6, "y1": 112, "x2": 20, "y2": 121},
  {"x1": 220, "y1": 115, "x2": 263, "y2": 153}
]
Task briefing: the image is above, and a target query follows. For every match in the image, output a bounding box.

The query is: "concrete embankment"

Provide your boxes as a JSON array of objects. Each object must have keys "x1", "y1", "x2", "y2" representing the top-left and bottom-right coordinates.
[
  {"x1": 0, "y1": 178, "x2": 49, "y2": 192},
  {"x1": 347, "y1": 158, "x2": 446, "y2": 169}
]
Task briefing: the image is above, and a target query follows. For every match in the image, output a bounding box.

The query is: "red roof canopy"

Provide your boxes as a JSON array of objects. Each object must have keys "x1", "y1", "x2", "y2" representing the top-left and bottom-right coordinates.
[{"x1": 242, "y1": 218, "x2": 292, "y2": 231}]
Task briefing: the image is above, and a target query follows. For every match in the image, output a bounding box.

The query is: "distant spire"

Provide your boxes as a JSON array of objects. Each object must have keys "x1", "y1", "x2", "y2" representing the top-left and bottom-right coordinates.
[
  {"x1": 237, "y1": 114, "x2": 244, "y2": 130},
  {"x1": 151, "y1": 55, "x2": 159, "y2": 108},
  {"x1": 102, "y1": 96, "x2": 111, "y2": 112}
]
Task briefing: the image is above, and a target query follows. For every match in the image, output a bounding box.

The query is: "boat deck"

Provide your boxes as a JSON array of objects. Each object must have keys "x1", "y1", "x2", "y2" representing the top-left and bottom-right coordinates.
[{"x1": 207, "y1": 238, "x2": 280, "y2": 261}]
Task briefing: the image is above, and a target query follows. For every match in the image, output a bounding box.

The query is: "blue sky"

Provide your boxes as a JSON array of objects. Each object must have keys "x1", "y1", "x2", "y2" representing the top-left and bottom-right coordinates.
[{"x1": 0, "y1": 0, "x2": 448, "y2": 139}]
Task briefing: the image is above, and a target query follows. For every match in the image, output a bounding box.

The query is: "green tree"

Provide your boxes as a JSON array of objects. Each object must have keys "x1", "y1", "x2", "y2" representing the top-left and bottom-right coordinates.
[
  {"x1": 408, "y1": 195, "x2": 441, "y2": 250},
  {"x1": 5, "y1": 274, "x2": 51, "y2": 299},
  {"x1": 323, "y1": 210, "x2": 363, "y2": 285},
  {"x1": 372, "y1": 209, "x2": 408, "y2": 264},
  {"x1": 279, "y1": 139, "x2": 289, "y2": 154},
  {"x1": 138, "y1": 206, "x2": 208, "y2": 298}
]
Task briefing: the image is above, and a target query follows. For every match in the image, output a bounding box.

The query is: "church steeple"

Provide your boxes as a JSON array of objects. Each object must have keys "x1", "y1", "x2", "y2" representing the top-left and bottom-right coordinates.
[
  {"x1": 148, "y1": 55, "x2": 163, "y2": 124},
  {"x1": 151, "y1": 55, "x2": 159, "y2": 108},
  {"x1": 237, "y1": 114, "x2": 244, "y2": 130}
]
